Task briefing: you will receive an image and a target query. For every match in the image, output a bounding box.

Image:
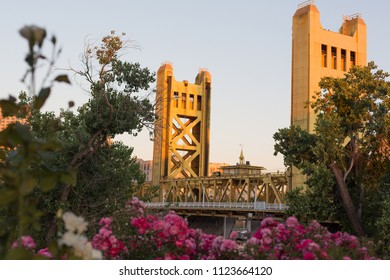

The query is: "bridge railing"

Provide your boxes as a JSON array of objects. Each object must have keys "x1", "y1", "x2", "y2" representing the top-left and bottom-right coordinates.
[
  {"x1": 160, "y1": 171, "x2": 288, "y2": 182},
  {"x1": 145, "y1": 201, "x2": 288, "y2": 211}
]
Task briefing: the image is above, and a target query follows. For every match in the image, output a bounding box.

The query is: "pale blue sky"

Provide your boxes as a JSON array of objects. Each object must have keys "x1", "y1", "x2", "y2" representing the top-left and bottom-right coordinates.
[{"x1": 1, "y1": 0, "x2": 390, "y2": 170}]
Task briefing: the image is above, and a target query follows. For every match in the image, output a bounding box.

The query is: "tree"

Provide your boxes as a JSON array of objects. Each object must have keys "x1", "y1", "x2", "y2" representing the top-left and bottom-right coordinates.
[
  {"x1": 34, "y1": 32, "x2": 156, "y2": 241},
  {"x1": 274, "y1": 62, "x2": 390, "y2": 237}
]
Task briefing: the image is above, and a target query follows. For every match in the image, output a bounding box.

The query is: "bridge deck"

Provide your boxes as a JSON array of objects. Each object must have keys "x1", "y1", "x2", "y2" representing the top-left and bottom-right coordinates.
[{"x1": 146, "y1": 201, "x2": 288, "y2": 219}]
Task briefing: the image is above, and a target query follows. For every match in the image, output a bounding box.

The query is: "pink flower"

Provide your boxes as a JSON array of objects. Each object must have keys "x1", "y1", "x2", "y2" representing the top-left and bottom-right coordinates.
[
  {"x1": 220, "y1": 239, "x2": 237, "y2": 252},
  {"x1": 184, "y1": 239, "x2": 196, "y2": 252},
  {"x1": 37, "y1": 248, "x2": 53, "y2": 258},
  {"x1": 179, "y1": 254, "x2": 190, "y2": 260},
  {"x1": 163, "y1": 252, "x2": 176, "y2": 260},
  {"x1": 260, "y1": 217, "x2": 278, "y2": 228},
  {"x1": 229, "y1": 231, "x2": 238, "y2": 240},
  {"x1": 303, "y1": 251, "x2": 316, "y2": 260},
  {"x1": 126, "y1": 197, "x2": 146, "y2": 214},
  {"x1": 262, "y1": 236, "x2": 273, "y2": 245},
  {"x1": 11, "y1": 236, "x2": 36, "y2": 250},
  {"x1": 169, "y1": 225, "x2": 180, "y2": 235},
  {"x1": 286, "y1": 216, "x2": 299, "y2": 229},
  {"x1": 99, "y1": 217, "x2": 112, "y2": 227},
  {"x1": 99, "y1": 227, "x2": 112, "y2": 239}
]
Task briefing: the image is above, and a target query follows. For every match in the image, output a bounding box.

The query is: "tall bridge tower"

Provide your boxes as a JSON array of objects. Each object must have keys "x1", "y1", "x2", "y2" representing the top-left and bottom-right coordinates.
[
  {"x1": 291, "y1": 0, "x2": 367, "y2": 188},
  {"x1": 152, "y1": 63, "x2": 211, "y2": 186}
]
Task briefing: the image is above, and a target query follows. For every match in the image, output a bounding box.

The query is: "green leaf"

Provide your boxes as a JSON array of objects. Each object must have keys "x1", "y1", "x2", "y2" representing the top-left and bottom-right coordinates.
[
  {"x1": 20, "y1": 175, "x2": 38, "y2": 195},
  {"x1": 13, "y1": 122, "x2": 33, "y2": 143},
  {"x1": 60, "y1": 170, "x2": 77, "y2": 186},
  {"x1": 54, "y1": 75, "x2": 71, "y2": 84},
  {"x1": 0, "y1": 190, "x2": 17, "y2": 205},
  {"x1": 0, "y1": 122, "x2": 33, "y2": 146},
  {"x1": 40, "y1": 174, "x2": 59, "y2": 192},
  {"x1": 34, "y1": 87, "x2": 51, "y2": 110}
]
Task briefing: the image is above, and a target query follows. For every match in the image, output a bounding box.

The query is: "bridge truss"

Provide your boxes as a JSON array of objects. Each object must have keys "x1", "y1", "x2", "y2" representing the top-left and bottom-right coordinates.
[{"x1": 158, "y1": 172, "x2": 288, "y2": 204}]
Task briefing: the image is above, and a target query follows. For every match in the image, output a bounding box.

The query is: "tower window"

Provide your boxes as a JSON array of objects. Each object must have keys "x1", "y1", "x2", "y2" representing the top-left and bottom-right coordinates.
[
  {"x1": 189, "y1": 94, "x2": 194, "y2": 110},
  {"x1": 321, "y1": 44, "x2": 327, "y2": 67},
  {"x1": 350, "y1": 51, "x2": 356, "y2": 67},
  {"x1": 341, "y1": 49, "x2": 346, "y2": 71},
  {"x1": 182, "y1": 93, "x2": 187, "y2": 108},
  {"x1": 197, "y1": 96, "x2": 202, "y2": 111},
  {"x1": 331, "y1": 47, "x2": 337, "y2": 69},
  {"x1": 173, "y1": 92, "x2": 179, "y2": 107}
]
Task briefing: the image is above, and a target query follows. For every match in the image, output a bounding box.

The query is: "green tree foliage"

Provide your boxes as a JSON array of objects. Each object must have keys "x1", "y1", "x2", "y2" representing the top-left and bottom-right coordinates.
[
  {"x1": 274, "y1": 62, "x2": 390, "y2": 237},
  {"x1": 42, "y1": 32, "x2": 155, "y2": 241}
]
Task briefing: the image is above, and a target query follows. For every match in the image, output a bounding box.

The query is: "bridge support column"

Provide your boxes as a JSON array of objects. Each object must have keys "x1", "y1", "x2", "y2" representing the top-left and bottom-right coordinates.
[
  {"x1": 223, "y1": 217, "x2": 227, "y2": 238},
  {"x1": 247, "y1": 213, "x2": 253, "y2": 233}
]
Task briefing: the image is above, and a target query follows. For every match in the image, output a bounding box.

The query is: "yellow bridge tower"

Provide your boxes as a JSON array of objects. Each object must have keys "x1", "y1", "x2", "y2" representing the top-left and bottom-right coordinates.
[
  {"x1": 152, "y1": 63, "x2": 211, "y2": 187},
  {"x1": 291, "y1": 0, "x2": 367, "y2": 188}
]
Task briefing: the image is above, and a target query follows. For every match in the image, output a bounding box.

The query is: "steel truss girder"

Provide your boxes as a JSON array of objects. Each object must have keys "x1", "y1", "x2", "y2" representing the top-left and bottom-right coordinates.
[
  {"x1": 169, "y1": 114, "x2": 201, "y2": 178},
  {"x1": 159, "y1": 173, "x2": 288, "y2": 204}
]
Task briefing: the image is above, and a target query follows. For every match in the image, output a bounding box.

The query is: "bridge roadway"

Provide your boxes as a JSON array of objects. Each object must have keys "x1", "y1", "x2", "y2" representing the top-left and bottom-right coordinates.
[{"x1": 145, "y1": 201, "x2": 288, "y2": 219}]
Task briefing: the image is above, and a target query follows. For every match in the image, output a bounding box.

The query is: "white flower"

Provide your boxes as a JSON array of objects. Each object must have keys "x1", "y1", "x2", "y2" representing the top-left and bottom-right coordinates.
[
  {"x1": 62, "y1": 212, "x2": 88, "y2": 234},
  {"x1": 59, "y1": 231, "x2": 102, "y2": 260},
  {"x1": 59, "y1": 231, "x2": 80, "y2": 247},
  {"x1": 58, "y1": 211, "x2": 103, "y2": 260}
]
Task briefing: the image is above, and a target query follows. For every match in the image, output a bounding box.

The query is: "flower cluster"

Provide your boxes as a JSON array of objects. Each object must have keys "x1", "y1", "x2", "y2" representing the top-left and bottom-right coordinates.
[
  {"x1": 92, "y1": 197, "x2": 242, "y2": 260},
  {"x1": 91, "y1": 199, "x2": 377, "y2": 260},
  {"x1": 246, "y1": 216, "x2": 376, "y2": 260},
  {"x1": 92, "y1": 217, "x2": 127, "y2": 259},
  {"x1": 58, "y1": 212, "x2": 102, "y2": 260},
  {"x1": 10, "y1": 236, "x2": 53, "y2": 258},
  {"x1": 11, "y1": 236, "x2": 36, "y2": 250}
]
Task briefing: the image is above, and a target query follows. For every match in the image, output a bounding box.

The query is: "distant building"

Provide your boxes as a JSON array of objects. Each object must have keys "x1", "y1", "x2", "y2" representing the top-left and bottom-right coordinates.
[
  {"x1": 209, "y1": 162, "x2": 230, "y2": 176},
  {"x1": 0, "y1": 107, "x2": 26, "y2": 132},
  {"x1": 137, "y1": 158, "x2": 153, "y2": 182},
  {"x1": 220, "y1": 149, "x2": 264, "y2": 176}
]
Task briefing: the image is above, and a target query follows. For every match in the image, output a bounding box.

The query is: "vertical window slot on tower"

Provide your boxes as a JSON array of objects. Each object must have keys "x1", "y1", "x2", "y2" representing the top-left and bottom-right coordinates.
[
  {"x1": 341, "y1": 49, "x2": 346, "y2": 71},
  {"x1": 173, "y1": 92, "x2": 179, "y2": 108},
  {"x1": 182, "y1": 93, "x2": 186, "y2": 109},
  {"x1": 197, "y1": 96, "x2": 202, "y2": 111},
  {"x1": 331, "y1": 47, "x2": 337, "y2": 69},
  {"x1": 321, "y1": 44, "x2": 327, "y2": 67},
  {"x1": 350, "y1": 51, "x2": 356, "y2": 67},
  {"x1": 189, "y1": 94, "x2": 194, "y2": 110}
]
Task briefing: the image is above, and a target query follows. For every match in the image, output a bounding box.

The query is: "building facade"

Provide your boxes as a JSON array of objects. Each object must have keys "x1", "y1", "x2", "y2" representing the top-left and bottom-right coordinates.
[
  {"x1": 137, "y1": 158, "x2": 153, "y2": 182},
  {"x1": 0, "y1": 108, "x2": 24, "y2": 132},
  {"x1": 208, "y1": 162, "x2": 230, "y2": 176},
  {"x1": 291, "y1": 1, "x2": 367, "y2": 188}
]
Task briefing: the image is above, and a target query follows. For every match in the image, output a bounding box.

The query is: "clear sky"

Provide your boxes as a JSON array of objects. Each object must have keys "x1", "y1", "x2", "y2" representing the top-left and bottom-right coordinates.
[{"x1": 1, "y1": 0, "x2": 390, "y2": 171}]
